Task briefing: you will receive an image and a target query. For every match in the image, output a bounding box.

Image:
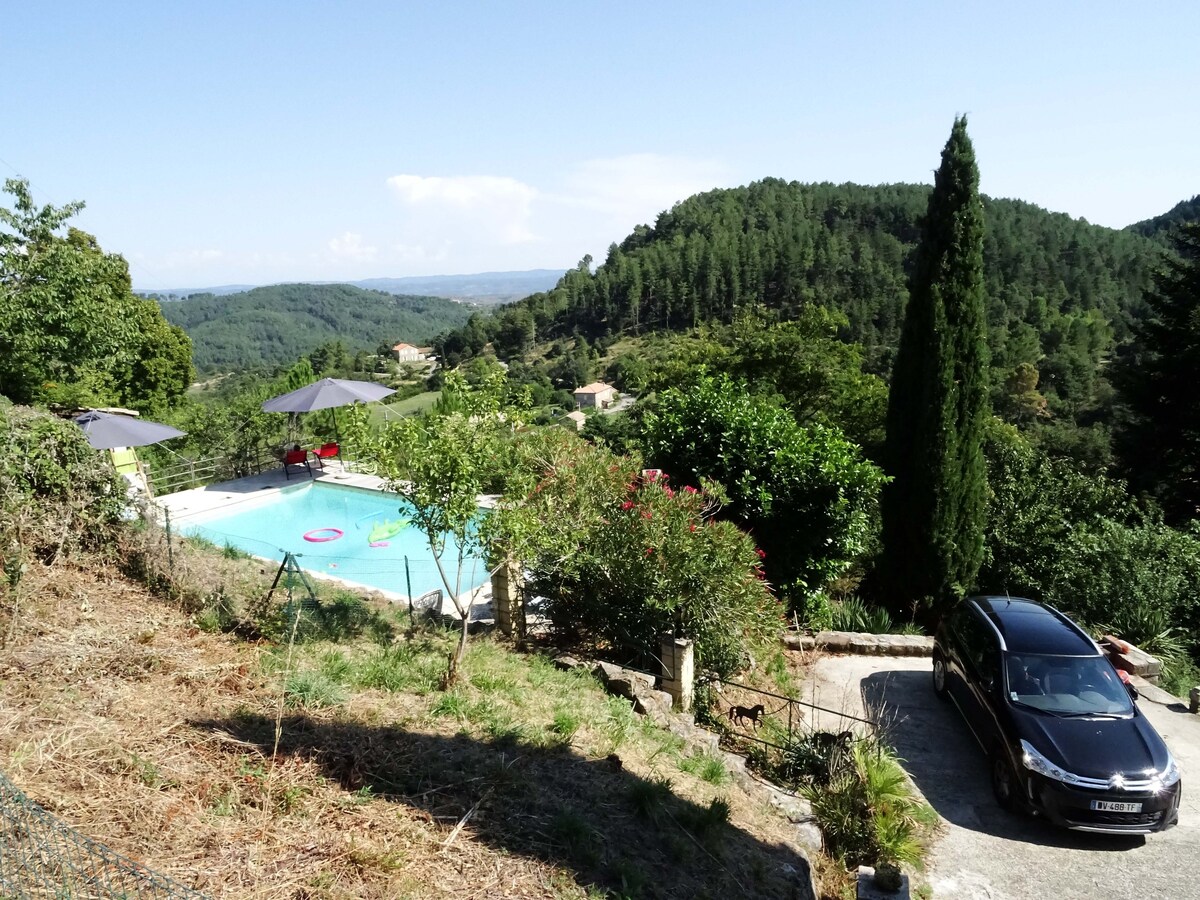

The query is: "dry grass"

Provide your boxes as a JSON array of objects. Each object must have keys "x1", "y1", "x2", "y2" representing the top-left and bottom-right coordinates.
[{"x1": 0, "y1": 546, "x2": 815, "y2": 899}]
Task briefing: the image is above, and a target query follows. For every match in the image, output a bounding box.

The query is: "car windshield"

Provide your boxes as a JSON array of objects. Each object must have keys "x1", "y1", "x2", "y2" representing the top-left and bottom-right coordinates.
[{"x1": 1004, "y1": 653, "x2": 1134, "y2": 716}]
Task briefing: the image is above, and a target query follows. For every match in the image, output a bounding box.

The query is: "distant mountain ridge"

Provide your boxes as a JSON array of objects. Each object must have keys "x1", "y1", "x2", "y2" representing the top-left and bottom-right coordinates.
[{"x1": 143, "y1": 269, "x2": 566, "y2": 304}]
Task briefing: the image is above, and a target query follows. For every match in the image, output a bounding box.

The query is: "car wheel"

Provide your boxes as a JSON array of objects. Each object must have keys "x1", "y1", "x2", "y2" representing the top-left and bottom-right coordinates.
[
  {"x1": 991, "y1": 747, "x2": 1019, "y2": 812},
  {"x1": 932, "y1": 650, "x2": 950, "y2": 701}
]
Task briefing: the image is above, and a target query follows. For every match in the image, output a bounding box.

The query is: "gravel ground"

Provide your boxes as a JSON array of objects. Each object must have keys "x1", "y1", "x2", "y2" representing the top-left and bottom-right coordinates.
[{"x1": 808, "y1": 655, "x2": 1200, "y2": 900}]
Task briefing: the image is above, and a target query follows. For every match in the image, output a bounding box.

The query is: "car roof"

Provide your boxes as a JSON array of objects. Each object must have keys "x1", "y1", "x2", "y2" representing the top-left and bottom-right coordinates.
[{"x1": 970, "y1": 597, "x2": 1099, "y2": 656}]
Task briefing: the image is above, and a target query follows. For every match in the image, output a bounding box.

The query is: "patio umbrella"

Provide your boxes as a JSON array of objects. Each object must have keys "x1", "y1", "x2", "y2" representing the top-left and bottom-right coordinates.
[
  {"x1": 74, "y1": 410, "x2": 187, "y2": 450},
  {"x1": 261, "y1": 377, "x2": 396, "y2": 442}
]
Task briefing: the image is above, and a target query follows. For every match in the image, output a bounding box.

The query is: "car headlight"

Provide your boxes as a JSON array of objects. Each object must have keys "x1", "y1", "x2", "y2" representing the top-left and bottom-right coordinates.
[
  {"x1": 1020, "y1": 739, "x2": 1081, "y2": 785},
  {"x1": 1161, "y1": 755, "x2": 1182, "y2": 789}
]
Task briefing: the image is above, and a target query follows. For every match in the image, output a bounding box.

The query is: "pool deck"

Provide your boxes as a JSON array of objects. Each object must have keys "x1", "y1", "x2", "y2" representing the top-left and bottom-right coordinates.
[{"x1": 152, "y1": 460, "x2": 495, "y2": 622}]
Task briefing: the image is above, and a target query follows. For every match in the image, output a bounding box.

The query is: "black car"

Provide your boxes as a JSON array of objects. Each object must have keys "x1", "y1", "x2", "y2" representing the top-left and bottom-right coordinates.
[{"x1": 933, "y1": 596, "x2": 1181, "y2": 833}]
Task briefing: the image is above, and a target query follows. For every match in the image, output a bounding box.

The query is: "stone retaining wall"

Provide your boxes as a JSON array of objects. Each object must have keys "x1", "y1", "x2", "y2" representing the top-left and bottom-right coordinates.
[{"x1": 781, "y1": 631, "x2": 934, "y2": 657}]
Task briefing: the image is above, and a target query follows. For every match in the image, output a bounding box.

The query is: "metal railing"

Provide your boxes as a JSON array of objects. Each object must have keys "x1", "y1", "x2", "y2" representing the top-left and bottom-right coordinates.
[
  {"x1": 143, "y1": 446, "x2": 277, "y2": 496},
  {"x1": 699, "y1": 676, "x2": 877, "y2": 754}
]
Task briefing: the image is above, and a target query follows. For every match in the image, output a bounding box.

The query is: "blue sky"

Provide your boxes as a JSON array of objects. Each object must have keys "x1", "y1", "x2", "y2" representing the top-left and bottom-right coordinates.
[{"x1": 3, "y1": 2, "x2": 1196, "y2": 289}]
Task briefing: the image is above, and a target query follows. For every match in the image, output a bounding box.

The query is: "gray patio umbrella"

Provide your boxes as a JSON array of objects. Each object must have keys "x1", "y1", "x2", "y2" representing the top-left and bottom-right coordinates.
[
  {"x1": 74, "y1": 410, "x2": 187, "y2": 450},
  {"x1": 261, "y1": 377, "x2": 396, "y2": 442}
]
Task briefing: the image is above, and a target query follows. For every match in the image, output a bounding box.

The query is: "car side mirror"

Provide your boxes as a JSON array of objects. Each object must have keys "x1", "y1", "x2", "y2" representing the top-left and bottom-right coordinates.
[
  {"x1": 982, "y1": 675, "x2": 996, "y2": 694},
  {"x1": 1126, "y1": 682, "x2": 1140, "y2": 701}
]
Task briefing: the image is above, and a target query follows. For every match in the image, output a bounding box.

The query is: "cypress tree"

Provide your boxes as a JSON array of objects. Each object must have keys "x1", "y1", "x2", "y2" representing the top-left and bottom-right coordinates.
[
  {"x1": 1114, "y1": 222, "x2": 1200, "y2": 521},
  {"x1": 879, "y1": 117, "x2": 989, "y2": 619}
]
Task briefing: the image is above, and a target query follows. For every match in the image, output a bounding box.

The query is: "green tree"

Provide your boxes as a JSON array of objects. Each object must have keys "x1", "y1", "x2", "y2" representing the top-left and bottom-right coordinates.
[
  {"x1": 345, "y1": 370, "x2": 519, "y2": 686},
  {"x1": 1114, "y1": 222, "x2": 1200, "y2": 521},
  {"x1": 878, "y1": 118, "x2": 990, "y2": 619},
  {"x1": 639, "y1": 376, "x2": 886, "y2": 602},
  {"x1": 0, "y1": 179, "x2": 192, "y2": 410}
]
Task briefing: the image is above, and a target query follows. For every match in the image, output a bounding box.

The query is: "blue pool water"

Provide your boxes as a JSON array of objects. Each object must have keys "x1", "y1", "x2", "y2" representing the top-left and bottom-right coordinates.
[{"x1": 179, "y1": 482, "x2": 487, "y2": 598}]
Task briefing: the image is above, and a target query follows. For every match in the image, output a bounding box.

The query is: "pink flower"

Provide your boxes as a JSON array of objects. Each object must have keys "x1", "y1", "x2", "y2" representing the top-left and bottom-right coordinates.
[
  {"x1": 755, "y1": 548, "x2": 767, "y2": 559},
  {"x1": 663, "y1": 487, "x2": 675, "y2": 498},
  {"x1": 645, "y1": 547, "x2": 654, "y2": 555},
  {"x1": 682, "y1": 485, "x2": 698, "y2": 494},
  {"x1": 689, "y1": 523, "x2": 697, "y2": 533},
  {"x1": 621, "y1": 500, "x2": 635, "y2": 511},
  {"x1": 641, "y1": 510, "x2": 653, "y2": 520}
]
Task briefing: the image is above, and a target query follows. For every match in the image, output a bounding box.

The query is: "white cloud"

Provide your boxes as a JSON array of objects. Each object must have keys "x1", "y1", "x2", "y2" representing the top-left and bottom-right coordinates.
[
  {"x1": 556, "y1": 153, "x2": 731, "y2": 224},
  {"x1": 327, "y1": 231, "x2": 378, "y2": 262},
  {"x1": 386, "y1": 174, "x2": 538, "y2": 245}
]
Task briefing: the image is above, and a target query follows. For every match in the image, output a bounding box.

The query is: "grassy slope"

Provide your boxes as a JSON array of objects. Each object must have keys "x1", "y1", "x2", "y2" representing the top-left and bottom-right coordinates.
[{"x1": 0, "y1": 548, "x2": 812, "y2": 899}]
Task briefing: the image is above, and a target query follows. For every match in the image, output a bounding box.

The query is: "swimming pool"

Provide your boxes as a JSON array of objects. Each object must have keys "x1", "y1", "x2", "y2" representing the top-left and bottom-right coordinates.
[{"x1": 178, "y1": 481, "x2": 488, "y2": 598}]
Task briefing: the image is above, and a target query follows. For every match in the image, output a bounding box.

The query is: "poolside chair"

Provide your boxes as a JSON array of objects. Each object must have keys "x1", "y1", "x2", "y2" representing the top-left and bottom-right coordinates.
[
  {"x1": 283, "y1": 448, "x2": 313, "y2": 480},
  {"x1": 311, "y1": 442, "x2": 340, "y2": 468}
]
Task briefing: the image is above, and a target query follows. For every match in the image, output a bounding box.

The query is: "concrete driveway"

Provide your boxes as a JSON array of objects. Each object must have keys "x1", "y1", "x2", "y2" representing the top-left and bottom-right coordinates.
[{"x1": 807, "y1": 655, "x2": 1200, "y2": 900}]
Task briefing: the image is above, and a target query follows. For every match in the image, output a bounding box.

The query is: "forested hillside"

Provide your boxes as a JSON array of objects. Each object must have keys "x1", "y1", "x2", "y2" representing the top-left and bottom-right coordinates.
[
  {"x1": 440, "y1": 180, "x2": 1170, "y2": 463},
  {"x1": 1128, "y1": 195, "x2": 1200, "y2": 244},
  {"x1": 159, "y1": 283, "x2": 474, "y2": 372},
  {"x1": 513, "y1": 181, "x2": 1159, "y2": 366}
]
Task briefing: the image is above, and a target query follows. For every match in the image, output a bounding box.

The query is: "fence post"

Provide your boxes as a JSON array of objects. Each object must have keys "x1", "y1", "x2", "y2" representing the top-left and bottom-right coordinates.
[
  {"x1": 492, "y1": 557, "x2": 524, "y2": 638},
  {"x1": 659, "y1": 635, "x2": 695, "y2": 712}
]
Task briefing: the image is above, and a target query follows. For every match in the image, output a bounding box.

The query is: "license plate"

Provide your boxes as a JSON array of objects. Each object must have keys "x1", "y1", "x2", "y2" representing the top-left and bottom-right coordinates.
[{"x1": 1091, "y1": 800, "x2": 1142, "y2": 812}]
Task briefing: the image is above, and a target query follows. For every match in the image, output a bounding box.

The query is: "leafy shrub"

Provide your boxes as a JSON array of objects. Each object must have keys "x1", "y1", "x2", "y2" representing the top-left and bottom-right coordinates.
[
  {"x1": 0, "y1": 404, "x2": 125, "y2": 554},
  {"x1": 639, "y1": 376, "x2": 886, "y2": 601},
  {"x1": 494, "y1": 428, "x2": 782, "y2": 678},
  {"x1": 829, "y1": 597, "x2": 897, "y2": 634}
]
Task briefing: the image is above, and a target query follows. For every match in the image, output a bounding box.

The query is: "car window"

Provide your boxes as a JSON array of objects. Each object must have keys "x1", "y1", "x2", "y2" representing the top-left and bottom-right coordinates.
[
  {"x1": 1008, "y1": 654, "x2": 1134, "y2": 716},
  {"x1": 959, "y1": 609, "x2": 999, "y2": 684}
]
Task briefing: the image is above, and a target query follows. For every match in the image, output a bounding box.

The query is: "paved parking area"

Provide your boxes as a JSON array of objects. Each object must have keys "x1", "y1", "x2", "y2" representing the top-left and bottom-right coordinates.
[{"x1": 808, "y1": 655, "x2": 1200, "y2": 900}]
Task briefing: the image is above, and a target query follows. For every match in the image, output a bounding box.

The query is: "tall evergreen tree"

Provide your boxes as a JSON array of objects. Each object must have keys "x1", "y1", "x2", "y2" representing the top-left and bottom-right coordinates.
[
  {"x1": 1113, "y1": 222, "x2": 1200, "y2": 521},
  {"x1": 878, "y1": 117, "x2": 990, "y2": 618}
]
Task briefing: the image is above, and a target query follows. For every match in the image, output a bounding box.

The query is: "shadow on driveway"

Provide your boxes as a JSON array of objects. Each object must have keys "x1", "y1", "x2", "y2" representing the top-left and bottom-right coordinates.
[{"x1": 860, "y1": 668, "x2": 1143, "y2": 852}]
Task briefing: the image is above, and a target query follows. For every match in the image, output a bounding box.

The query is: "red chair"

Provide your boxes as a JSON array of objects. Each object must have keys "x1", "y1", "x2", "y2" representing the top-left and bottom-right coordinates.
[
  {"x1": 283, "y1": 448, "x2": 312, "y2": 480},
  {"x1": 311, "y1": 442, "x2": 340, "y2": 468}
]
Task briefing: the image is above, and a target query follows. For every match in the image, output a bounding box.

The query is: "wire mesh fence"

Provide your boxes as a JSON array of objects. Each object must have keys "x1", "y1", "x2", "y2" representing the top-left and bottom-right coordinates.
[{"x1": 0, "y1": 770, "x2": 208, "y2": 899}]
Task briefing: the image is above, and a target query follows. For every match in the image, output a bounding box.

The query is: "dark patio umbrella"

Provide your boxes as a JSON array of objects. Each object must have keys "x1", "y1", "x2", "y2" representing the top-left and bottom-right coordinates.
[
  {"x1": 261, "y1": 377, "x2": 396, "y2": 442},
  {"x1": 74, "y1": 410, "x2": 187, "y2": 450}
]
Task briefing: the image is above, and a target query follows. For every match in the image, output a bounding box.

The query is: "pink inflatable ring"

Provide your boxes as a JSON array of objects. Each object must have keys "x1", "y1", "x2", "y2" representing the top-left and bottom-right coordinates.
[{"x1": 303, "y1": 528, "x2": 344, "y2": 543}]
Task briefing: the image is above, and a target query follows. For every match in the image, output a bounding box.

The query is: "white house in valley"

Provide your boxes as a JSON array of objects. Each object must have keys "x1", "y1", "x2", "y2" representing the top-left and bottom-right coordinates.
[
  {"x1": 393, "y1": 342, "x2": 426, "y2": 363},
  {"x1": 573, "y1": 381, "x2": 617, "y2": 409}
]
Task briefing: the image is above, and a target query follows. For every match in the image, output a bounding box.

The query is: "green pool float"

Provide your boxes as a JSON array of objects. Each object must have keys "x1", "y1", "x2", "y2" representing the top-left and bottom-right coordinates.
[{"x1": 368, "y1": 518, "x2": 409, "y2": 546}]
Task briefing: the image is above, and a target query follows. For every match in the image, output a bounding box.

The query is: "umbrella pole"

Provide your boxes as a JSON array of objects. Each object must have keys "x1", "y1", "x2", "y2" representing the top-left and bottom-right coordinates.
[{"x1": 333, "y1": 407, "x2": 340, "y2": 445}]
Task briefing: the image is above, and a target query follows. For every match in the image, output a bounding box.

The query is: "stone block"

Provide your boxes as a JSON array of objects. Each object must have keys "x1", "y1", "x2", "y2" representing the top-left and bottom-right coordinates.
[
  {"x1": 856, "y1": 865, "x2": 910, "y2": 899},
  {"x1": 1190, "y1": 686, "x2": 1200, "y2": 715},
  {"x1": 781, "y1": 633, "x2": 816, "y2": 651}
]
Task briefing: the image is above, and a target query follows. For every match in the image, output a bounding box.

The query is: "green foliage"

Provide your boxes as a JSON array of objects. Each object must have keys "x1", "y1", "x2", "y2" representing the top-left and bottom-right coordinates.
[
  {"x1": 980, "y1": 423, "x2": 1200, "y2": 672},
  {"x1": 828, "y1": 597, "x2": 898, "y2": 635},
  {"x1": 345, "y1": 370, "x2": 524, "y2": 684},
  {"x1": 798, "y1": 736, "x2": 935, "y2": 868},
  {"x1": 284, "y1": 669, "x2": 347, "y2": 709},
  {"x1": 1127, "y1": 194, "x2": 1200, "y2": 244},
  {"x1": 0, "y1": 179, "x2": 193, "y2": 412},
  {"x1": 880, "y1": 118, "x2": 990, "y2": 620},
  {"x1": 159, "y1": 283, "x2": 472, "y2": 373},
  {"x1": 677, "y1": 750, "x2": 731, "y2": 786},
  {"x1": 492, "y1": 428, "x2": 782, "y2": 678},
  {"x1": 616, "y1": 309, "x2": 889, "y2": 451},
  {"x1": 640, "y1": 375, "x2": 886, "y2": 601},
  {"x1": 627, "y1": 776, "x2": 674, "y2": 820},
  {"x1": 1114, "y1": 222, "x2": 1200, "y2": 521},
  {"x1": 0, "y1": 404, "x2": 125, "y2": 554}
]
